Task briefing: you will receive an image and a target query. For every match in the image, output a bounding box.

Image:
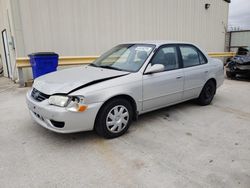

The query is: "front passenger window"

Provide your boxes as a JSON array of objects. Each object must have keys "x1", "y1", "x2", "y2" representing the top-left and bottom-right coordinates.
[{"x1": 151, "y1": 46, "x2": 179, "y2": 71}]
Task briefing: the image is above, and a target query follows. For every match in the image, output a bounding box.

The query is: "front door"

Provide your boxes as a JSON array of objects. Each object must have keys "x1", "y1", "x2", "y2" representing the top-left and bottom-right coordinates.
[{"x1": 142, "y1": 45, "x2": 184, "y2": 111}]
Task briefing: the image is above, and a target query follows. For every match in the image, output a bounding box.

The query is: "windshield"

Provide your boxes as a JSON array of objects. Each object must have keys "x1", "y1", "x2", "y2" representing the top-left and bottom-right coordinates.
[{"x1": 89, "y1": 44, "x2": 155, "y2": 72}]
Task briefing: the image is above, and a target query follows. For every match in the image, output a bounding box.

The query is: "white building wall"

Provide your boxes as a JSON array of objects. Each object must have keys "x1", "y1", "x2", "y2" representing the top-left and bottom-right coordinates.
[
  {"x1": 14, "y1": 0, "x2": 229, "y2": 57},
  {"x1": 0, "y1": 0, "x2": 17, "y2": 78},
  {"x1": 0, "y1": 0, "x2": 7, "y2": 72},
  {"x1": 230, "y1": 31, "x2": 250, "y2": 51}
]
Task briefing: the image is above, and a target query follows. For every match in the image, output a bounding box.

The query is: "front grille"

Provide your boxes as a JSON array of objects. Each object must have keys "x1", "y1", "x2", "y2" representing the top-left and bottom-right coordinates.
[{"x1": 31, "y1": 88, "x2": 50, "y2": 102}]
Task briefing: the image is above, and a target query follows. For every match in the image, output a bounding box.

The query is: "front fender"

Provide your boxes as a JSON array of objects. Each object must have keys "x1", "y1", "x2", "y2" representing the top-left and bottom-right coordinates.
[
  {"x1": 70, "y1": 73, "x2": 143, "y2": 112},
  {"x1": 86, "y1": 83, "x2": 142, "y2": 111}
]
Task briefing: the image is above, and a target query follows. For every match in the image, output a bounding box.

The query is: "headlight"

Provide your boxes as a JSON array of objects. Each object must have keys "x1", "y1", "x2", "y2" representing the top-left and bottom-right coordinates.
[
  {"x1": 66, "y1": 96, "x2": 88, "y2": 112},
  {"x1": 48, "y1": 95, "x2": 87, "y2": 112},
  {"x1": 48, "y1": 95, "x2": 69, "y2": 107}
]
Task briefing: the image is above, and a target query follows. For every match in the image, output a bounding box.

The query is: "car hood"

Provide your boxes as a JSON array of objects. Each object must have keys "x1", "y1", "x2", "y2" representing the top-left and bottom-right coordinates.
[{"x1": 33, "y1": 65, "x2": 129, "y2": 95}]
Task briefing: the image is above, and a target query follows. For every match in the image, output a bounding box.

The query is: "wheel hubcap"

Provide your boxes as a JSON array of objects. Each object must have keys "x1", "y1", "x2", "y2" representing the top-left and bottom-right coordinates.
[{"x1": 106, "y1": 105, "x2": 129, "y2": 133}]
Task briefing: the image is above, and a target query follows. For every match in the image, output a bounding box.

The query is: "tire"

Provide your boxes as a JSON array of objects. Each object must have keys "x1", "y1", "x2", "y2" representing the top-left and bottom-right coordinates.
[
  {"x1": 0, "y1": 66, "x2": 3, "y2": 75},
  {"x1": 197, "y1": 80, "x2": 216, "y2": 106},
  {"x1": 95, "y1": 98, "x2": 133, "y2": 139},
  {"x1": 226, "y1": 71, "x2": 236, "y2": 78}
]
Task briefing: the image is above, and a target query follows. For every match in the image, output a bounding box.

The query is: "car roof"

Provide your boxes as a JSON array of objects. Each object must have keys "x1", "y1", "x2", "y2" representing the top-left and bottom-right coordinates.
[
  {"x1": 122, "y1": 40, "x2": 209, "y2": 58},
  {"x1": 124, "y1": 40, "x2": 196, "y2": 47}
]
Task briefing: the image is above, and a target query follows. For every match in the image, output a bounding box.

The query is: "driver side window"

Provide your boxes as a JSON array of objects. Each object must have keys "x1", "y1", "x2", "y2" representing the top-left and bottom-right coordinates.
[{"x1": 151, "y1": 46, "x2": 179, "y2": 71}]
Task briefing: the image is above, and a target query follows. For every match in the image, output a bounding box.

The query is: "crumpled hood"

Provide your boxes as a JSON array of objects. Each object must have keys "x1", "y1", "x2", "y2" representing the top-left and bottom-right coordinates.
[
  {"x1": 33, "y1": 65, "x2": 129, "y2": 95},
  {"x1": 232, "y1": 55, "x2": 250, "y2": 64}
]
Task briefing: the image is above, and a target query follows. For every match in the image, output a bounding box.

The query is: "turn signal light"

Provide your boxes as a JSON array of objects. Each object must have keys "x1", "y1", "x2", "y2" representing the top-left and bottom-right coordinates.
[{"x1": 78, "y1": 105, "x2": 88, "y2": 112}]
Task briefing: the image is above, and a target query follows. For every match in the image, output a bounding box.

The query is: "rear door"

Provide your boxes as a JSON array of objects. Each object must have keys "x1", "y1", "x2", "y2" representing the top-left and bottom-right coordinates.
[{"x1": 179, "y1": 45, "x2": 209, "y2": 100}]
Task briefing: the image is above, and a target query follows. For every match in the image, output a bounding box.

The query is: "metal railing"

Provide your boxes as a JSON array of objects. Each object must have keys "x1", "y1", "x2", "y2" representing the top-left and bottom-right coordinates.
[{"x1": 208, "y1": 52, "x2": 236, "y2": 57}]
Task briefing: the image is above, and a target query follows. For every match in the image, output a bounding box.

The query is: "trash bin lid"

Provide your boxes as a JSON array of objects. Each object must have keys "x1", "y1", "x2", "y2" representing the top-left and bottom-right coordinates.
[{"x1": 28, "y1": 52, "x2": 58, "y2": 57}]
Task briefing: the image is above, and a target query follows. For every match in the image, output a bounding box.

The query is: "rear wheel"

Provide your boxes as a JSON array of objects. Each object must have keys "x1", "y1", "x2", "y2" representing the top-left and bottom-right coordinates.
[
  {"x1": 226, "y1": 71, "x2": 236, "y2": 78},
  {"x1": 95, "y1": 98, "x2": 133, "y2": 138},
  {"x1": 197, "y1": 80, "x2": 216, "y2": 106}
]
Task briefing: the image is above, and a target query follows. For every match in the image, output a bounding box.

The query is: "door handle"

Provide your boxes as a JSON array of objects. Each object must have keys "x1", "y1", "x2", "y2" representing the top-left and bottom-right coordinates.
[
  {"x1": 204, "y1": 71, "x2": 208, "y2": 74},
  {"x1": 176, "y1": 76, "x2": 183, "y2": 79}
]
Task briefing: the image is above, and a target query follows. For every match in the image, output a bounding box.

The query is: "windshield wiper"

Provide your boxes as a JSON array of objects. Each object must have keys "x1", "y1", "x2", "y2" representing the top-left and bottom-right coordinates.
[
  {"x1": 89, "y1": 64, "x2": 124, "y2": 71},
  {"x1": 99, "y1": 65, "x2": 123, "y2": 71},
  {"x1": 89, "y1": 63, "x2": 98, "y2": 67}
]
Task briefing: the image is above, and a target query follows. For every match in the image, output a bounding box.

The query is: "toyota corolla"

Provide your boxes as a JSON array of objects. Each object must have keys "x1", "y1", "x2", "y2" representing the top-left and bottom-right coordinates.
[{"x1": 26, "y1": 41, "x2": 224, "y2": 138}]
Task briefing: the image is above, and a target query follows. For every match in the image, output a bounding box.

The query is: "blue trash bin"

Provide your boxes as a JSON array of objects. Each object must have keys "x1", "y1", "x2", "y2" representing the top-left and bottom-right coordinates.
[{"x1": 28, "y1": 52, "x2": 59, "y2": 79}]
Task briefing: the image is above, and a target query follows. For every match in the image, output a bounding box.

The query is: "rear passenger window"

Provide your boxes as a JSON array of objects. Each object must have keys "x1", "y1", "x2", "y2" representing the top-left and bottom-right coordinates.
[
  {"x1": 198, "y1": 51, "x2": 207, "y2": 64},
  {"x1": 180, "y1": 46, "x2": 200, "y2": 67}
]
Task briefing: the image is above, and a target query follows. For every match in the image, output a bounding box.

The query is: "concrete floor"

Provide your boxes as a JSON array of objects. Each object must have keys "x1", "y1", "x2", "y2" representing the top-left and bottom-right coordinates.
[{"x1": 0, "y1": 77, "x2": 250, "y2": 188}]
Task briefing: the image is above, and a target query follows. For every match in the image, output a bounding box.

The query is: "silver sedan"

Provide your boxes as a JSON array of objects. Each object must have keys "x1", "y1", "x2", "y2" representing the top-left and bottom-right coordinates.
[{"x1": 26, "y1": 41, "x2": 224, "y2": 138}]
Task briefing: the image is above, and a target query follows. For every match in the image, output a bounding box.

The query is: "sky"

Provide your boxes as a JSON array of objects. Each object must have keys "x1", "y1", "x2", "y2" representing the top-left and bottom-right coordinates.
[{"x1": 229, "y1": 0, "x2": 250, "y2": 30}]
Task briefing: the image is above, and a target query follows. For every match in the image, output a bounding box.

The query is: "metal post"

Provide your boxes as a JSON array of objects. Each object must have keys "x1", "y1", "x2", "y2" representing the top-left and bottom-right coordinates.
[{"x1": 17, "y1": 67, "x2": 25, "y2": 87}]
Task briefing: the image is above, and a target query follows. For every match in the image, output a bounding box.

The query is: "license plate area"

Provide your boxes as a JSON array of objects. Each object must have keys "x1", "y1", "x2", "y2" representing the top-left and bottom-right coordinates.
[{"x1": 32, "y1": 110, "x2": 45, "y2": 121}]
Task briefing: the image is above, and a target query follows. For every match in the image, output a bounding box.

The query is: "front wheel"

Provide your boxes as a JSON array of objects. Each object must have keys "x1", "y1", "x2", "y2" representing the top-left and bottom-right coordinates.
[
  {"x1": 197, "y1": 80, "x2": 216, "y2": 106},
  {"x1": 95, "y1": 98, "x2": 133, "y2": 138}
]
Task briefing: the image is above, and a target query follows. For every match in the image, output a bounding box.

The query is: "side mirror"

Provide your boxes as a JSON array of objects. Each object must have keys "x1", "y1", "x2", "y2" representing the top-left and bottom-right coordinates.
[{"x1": 145, "y1": 64, "x2": 165, "y2": 74}]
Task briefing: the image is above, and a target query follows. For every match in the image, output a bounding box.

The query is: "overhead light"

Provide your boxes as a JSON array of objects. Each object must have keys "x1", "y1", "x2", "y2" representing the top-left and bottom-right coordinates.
[{"x1": 205, "y1": 3, "x2": 211, "y2": 9}]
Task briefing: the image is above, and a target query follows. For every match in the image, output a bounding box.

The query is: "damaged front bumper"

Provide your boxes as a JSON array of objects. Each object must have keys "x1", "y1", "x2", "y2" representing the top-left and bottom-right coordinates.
[{"x1": 26, "y1": 90, "x2": 102, "y2": 133}]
